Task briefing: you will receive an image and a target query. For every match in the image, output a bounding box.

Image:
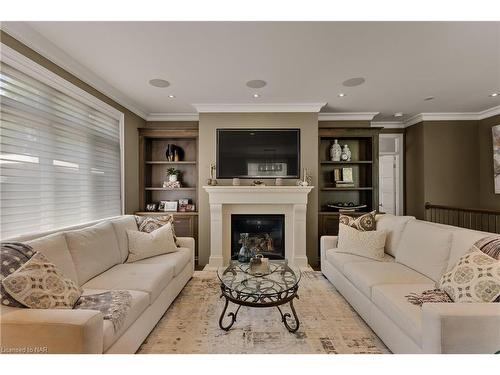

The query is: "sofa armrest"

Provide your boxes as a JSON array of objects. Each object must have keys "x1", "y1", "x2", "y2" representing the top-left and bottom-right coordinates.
[
  {"x1": 176, "y1": 236, "x2": 195, "y2": 270},
  {"x1": 320, "y1": 236, "x2": 338, "y2": 263},
  {"x1": 422, "y1": 302, "x2": 500, "y2": 354},
  {"x1": 0, "y1": 307, "x2": 103, "y2": 354}
]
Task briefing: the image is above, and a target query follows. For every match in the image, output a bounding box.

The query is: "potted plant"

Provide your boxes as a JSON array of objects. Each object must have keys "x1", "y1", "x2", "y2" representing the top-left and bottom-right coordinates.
[{"x1": 167, "y1": 167, "x2": 181, "y2": 182}]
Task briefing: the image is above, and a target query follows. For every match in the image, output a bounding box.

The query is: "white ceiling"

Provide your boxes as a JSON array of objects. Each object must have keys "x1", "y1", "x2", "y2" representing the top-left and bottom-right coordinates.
[{"x1": 3, "y1": 21, "x2": 500, "y2": 120}]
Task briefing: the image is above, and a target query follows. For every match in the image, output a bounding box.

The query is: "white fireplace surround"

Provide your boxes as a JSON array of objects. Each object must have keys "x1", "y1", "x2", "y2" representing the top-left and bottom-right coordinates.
[{"x1": 203, "y1": 186, "x2": 314, "y2": 268}]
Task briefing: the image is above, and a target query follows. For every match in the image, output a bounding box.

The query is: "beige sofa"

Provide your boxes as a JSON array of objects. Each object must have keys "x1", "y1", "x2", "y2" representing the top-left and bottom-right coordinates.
[
  {"x1": 321, "y1": 214, "x2": 500, "y2": 354},
  {"x1": 0, "y1": 215, "x2": 195, "y2": 354}
]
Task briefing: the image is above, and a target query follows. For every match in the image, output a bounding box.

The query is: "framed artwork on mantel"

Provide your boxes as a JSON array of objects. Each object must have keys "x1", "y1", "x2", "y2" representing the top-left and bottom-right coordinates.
[{"x1": 493, "y1": 125, "x2": 500, "y2": 194}]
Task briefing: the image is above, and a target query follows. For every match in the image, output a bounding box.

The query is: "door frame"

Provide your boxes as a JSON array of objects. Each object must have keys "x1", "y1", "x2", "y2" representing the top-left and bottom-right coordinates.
[{"x1": 379, "y1": 134, "x2": 404, "y2": 216}]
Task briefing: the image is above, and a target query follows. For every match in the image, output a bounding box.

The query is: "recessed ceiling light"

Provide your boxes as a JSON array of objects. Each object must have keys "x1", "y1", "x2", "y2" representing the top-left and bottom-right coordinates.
[
  {"x1": 246, "y1": 80, "x2": 267, "y2": 89},
  {"x1": 424, "y1": 96, "x2": 435, "y2": 101},
  {"x1": 252, "y1": 93, "x2": 260, "y2": 98},
  {"x1": 490, "y1": 92, "x2": 499, "y2": 97},
  {"x1": 168, "y1": 95, "x2": 175, "y2": 98},
  {"x1": 338, "y1": 93, "x2": 346, "y2": 97},
  {"x1": 342, "y1": 77, "x2": 366, "y2": 87},
  {"x1": 149, "y1": 79, "x2": 170, "y2": 88},
  {"x1": 394, "y1": 112, "x2": 404, "y2": 118}
]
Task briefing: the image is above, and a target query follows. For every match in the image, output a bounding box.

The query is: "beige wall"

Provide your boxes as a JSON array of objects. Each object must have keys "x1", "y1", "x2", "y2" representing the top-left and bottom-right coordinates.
[
  {"x1": 198, "y1": 113, "x2": 319, "y2": 266},
  {"x1": 479, "y1": 114, "x2": 500, "y2": 210},
  {"x1": 1, "y1": 30, "x2": 146, "y2": 213}
]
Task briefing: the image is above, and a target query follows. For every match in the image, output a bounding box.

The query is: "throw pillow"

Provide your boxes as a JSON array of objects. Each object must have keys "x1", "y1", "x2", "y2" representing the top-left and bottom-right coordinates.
[
  {"x1": 405, "y1": 289, "x2": 452, "y2": 306},
  {"x1": 339, "y1": 210, "x2": 376, "y2": 231},
  {"x1": 2, "y1": 252, "x2": 82, "y2": 309},
  {"x1": 438, "y1": 248, "x2": 500, "y2": 303},
  {"x1": 135, "y1": 215, "x2": 178, "y2": 245},
  {"x1": 126, "y1": 222, "x2": 178, "y2": 263},
  {"x1": 336, "y1": 223, "x2": 386, "y2": 260},
  {"x1": 0, "y1": 242, "x2": 35, "y2": 307}
]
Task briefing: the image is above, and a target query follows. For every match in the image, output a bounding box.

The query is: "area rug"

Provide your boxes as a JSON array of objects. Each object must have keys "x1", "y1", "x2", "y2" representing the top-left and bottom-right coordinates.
[{"x1": 138, "y1": 270, "x2": 389, "y2": 354}]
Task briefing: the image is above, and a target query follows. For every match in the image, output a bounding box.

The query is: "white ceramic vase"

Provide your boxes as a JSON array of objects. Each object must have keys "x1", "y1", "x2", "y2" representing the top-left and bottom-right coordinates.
[{"x1": 330, "y1": 140, "x2": 342, "y2": 161}]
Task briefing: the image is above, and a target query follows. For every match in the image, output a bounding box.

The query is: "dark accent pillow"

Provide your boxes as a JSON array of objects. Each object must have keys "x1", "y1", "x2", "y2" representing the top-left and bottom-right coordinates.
[
  {"x1": 134, "y1": 215, "x2": 178, "y2": 246},
  {"x1": 473, "y1": 236, "x2": 500, "y2": 302},
  {"x1": 1, "y1": 242, "x2": 35, "y2": 308},
  {"x1": 339, "y1": 211, "x2": 376, "y2": 231},
  {"x1": 405, "y1": 289, "x2": 453, "y2": 306}
]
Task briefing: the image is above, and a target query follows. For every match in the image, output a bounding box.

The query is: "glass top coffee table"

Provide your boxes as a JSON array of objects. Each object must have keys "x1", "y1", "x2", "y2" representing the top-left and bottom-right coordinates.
[{"x1": 217, "y1": 260, "x2": 301, "y2": 333}]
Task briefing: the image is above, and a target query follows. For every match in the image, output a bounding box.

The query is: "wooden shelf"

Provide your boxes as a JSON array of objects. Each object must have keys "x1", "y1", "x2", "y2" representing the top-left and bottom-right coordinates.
[
  {"x1": 145, "y1": 161, "x2": 197, "y2": 165},
  {"x1": 321, "y1": 187, "x2": 373, "y2": 191},
  {"x1": 145, "y1": 187, "x2": 197, "y2": 191},
  {"x1": 135, "y1": 211, "x2": 198, "y2": 216},
  {"x1": 320, "y1": 160, "x2": 373, "y2": 165}
]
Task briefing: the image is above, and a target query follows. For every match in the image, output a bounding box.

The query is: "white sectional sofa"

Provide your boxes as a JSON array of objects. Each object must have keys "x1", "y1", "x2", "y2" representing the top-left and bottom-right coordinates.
[
  {"x1": 0, "y1": 215, "x2": 195, "y2": 354},
  {"x1": 321, "y1": 214, "x2": 500, "y2": 354}
]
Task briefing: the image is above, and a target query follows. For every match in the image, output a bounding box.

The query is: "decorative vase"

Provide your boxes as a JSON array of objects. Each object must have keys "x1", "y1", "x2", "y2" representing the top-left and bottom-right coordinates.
[
  {"x1": 238, "y1": 233, "x2": 251, "y2": 263},
  {"x1": 275, "y1": 177, "x2": 283, "y2": 186},
  {"x1": 168, "y1": 174, "x2": 178, "y2": 182},
  {"x1": 232, "y1": 178, "x2": 241, "y2": 186},
  {"x1": 330, "y1": 139, "x2": 342, "y2": 161},
  {"x1": 341, "y1": 145, "x2": 352, "y2": 161}
]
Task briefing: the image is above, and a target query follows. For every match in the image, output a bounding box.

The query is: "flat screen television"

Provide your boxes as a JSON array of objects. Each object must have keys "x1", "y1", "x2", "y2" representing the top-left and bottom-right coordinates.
[{"x1": 216, "y1": 129, "x2": 300, "y2": 179}]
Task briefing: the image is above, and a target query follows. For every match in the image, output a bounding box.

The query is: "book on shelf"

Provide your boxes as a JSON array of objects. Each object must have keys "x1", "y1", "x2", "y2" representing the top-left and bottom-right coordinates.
[{"x1": 335, "y1": 181, "x2": 355, "y2": 187}]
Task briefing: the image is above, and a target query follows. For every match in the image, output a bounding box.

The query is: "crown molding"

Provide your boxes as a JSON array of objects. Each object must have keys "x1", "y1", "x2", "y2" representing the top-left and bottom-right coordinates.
[
  {"x1": 478, "y1": 105, "x2": 500, "y2": 120},
  {"x1": 318, "y1": 112, "x2": 380, "y2": 121},
  {"x1": 192, "y1": 103, "x2": 326, "y2": 113},
  {"x1": 146, "y1": 113, "x2": 199, "y2": 121},
  {"x1": 1, "y1": 22, "x2": 148, "y2": 119}
]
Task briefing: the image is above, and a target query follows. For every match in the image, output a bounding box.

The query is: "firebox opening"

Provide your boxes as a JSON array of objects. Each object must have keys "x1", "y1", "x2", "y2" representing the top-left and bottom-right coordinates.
[{"x1": 231, "y1": 214, "x2": 285, "y2": 260}]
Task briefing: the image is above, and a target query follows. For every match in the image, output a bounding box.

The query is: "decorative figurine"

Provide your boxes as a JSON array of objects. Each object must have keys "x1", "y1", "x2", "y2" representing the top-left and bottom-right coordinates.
[{"x1": 238, "y1": 233, "x2": 251, "y2": 263}]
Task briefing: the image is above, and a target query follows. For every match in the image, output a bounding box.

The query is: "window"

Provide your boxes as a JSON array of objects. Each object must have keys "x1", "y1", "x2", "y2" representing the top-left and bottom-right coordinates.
[{"x1": 0, "y1": 48, "x2": 124, "y2": 239}]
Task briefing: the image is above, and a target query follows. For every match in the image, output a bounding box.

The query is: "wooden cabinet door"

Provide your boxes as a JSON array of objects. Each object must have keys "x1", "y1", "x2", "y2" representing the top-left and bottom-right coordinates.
[
  {"x1": 171, "y1": 215, "x2": 195, "y2": 237},
  {"x1": 320, "y1": 215, "x2": 340, "y2": 236}
]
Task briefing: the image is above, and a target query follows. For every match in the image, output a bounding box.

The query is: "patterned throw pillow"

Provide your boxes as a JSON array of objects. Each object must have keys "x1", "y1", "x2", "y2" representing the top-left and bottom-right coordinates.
[
  {"x1": 438, "y1": 249, "x2": 500, "y2": 303},
  {"x1": 135, "y1": 215, "x2": 178, "y2": 245},
  {"x1": 339, "y1": 211, "x2": 376, "y2": 231},
  {"x1": 2, "y1": 252, "x2": 82, "y2": 309},
  {"x1": 1, "y1": 242, "x2": 35, "y2": 307},
  {"x1": 405, "y1": 289, "x2": 453, "y2": 306}
]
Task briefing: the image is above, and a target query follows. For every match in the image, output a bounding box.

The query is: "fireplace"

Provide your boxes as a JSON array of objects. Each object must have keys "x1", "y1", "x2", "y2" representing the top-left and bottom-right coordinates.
[{"x1": 231, "y1": 214, "x2": 285, "y2": 260}]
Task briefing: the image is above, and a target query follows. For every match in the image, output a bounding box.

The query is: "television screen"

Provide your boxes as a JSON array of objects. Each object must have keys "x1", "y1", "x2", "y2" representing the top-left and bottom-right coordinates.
[{"x1": 216, "y1": 129, "x2": 300, "y2": 179}]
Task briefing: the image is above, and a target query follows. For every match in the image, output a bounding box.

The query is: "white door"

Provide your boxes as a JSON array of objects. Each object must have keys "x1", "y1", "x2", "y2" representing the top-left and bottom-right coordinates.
[{"x1": 379, "y1": 154, "x2": 397, "y2": 215}]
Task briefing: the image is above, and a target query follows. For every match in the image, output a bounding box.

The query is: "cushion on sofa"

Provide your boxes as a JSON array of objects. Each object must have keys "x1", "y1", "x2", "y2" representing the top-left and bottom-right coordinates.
[
  {"x1": 375, "y1": 214, "x2": 415, "y2": 257},
  {"x1": 109, "y1": 216, "x2": 139, "y2": 262},
  {"x1": 337, "y1": 223, "x2": 387, "y2": 260},
  {"x1": 372, "y1": 283, "x2": 435, "y2": 345},
  {"x1": 396, "y1": 220, "x2": 453, "y2": 282},
  {"x1": 126, "y1": 223, "x2": 178, "y2": 263},
  {"x1": 343, "y1": 261, "x2": 433, "y2": 298},
  {"x1": 339, "y1": 211, "x2": 376, "y2": 231},
  {"x1": 82, "y1": 263, "x2": 174, "y2": 304},
  {"x1": 82, "y1": 288, "x2": 149, "y2": 352},
  {"x1": 2, "y1": 252, "x2": 82, "y2": 309},
  {"x1": 325, "y1": 249, "x2": 394, "y2": 273},
  {"x1": 133, "y1": 247, "x2": 191, "y2": 276},
  {"x1": 65, "y1": 222, "x2": 122, "y2": 286},
  {"x1": 26, "y1": 232, "x2": 79, "y2": 284},
  {"x1": 448, "y1": 229, "x2": 492, "y2": 272}
]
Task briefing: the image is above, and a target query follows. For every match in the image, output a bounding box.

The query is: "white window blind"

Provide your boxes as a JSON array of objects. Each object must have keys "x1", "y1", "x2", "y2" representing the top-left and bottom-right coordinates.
[{"x1": 0, "y1": 61, "x2": 122, "y2": 239}]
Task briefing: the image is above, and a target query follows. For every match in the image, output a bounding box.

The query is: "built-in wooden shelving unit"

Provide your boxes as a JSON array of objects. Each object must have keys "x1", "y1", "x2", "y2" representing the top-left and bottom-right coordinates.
[
  {"x1": 137, "y1": 128, "x2": 199, "y2": 263},
  {"x1": 318, "y1": 127, "x2": 380, "y2": 237}
]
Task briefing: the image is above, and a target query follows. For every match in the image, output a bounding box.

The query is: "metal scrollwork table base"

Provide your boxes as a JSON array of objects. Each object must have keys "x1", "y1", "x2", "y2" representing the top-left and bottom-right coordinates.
[{"x1": 217, "y1": 261, "x2": 301, "y2": 333}]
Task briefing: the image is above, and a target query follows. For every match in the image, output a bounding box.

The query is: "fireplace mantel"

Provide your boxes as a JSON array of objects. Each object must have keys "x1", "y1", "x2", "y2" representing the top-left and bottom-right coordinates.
[{"x1": 203, "y1": 185, "x2": 314, "y2": 268}]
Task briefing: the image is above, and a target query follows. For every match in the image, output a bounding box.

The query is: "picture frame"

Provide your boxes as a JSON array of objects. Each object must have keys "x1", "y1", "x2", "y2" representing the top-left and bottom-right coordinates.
[
  {"x1": 160, "y1": 200, "x2": 178, "y2": 212},
  {"x1": 185, "y1": 204, "x2": 196, "y2": 212},
  {"x1": 493, "y1": 125, "x2": 500, "y2": 194}
]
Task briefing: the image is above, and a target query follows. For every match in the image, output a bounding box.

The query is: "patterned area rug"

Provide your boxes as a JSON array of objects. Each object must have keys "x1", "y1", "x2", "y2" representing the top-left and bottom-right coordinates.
[{"x1": 138, "y1": 270, "x2": 389, "y2": 354}]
